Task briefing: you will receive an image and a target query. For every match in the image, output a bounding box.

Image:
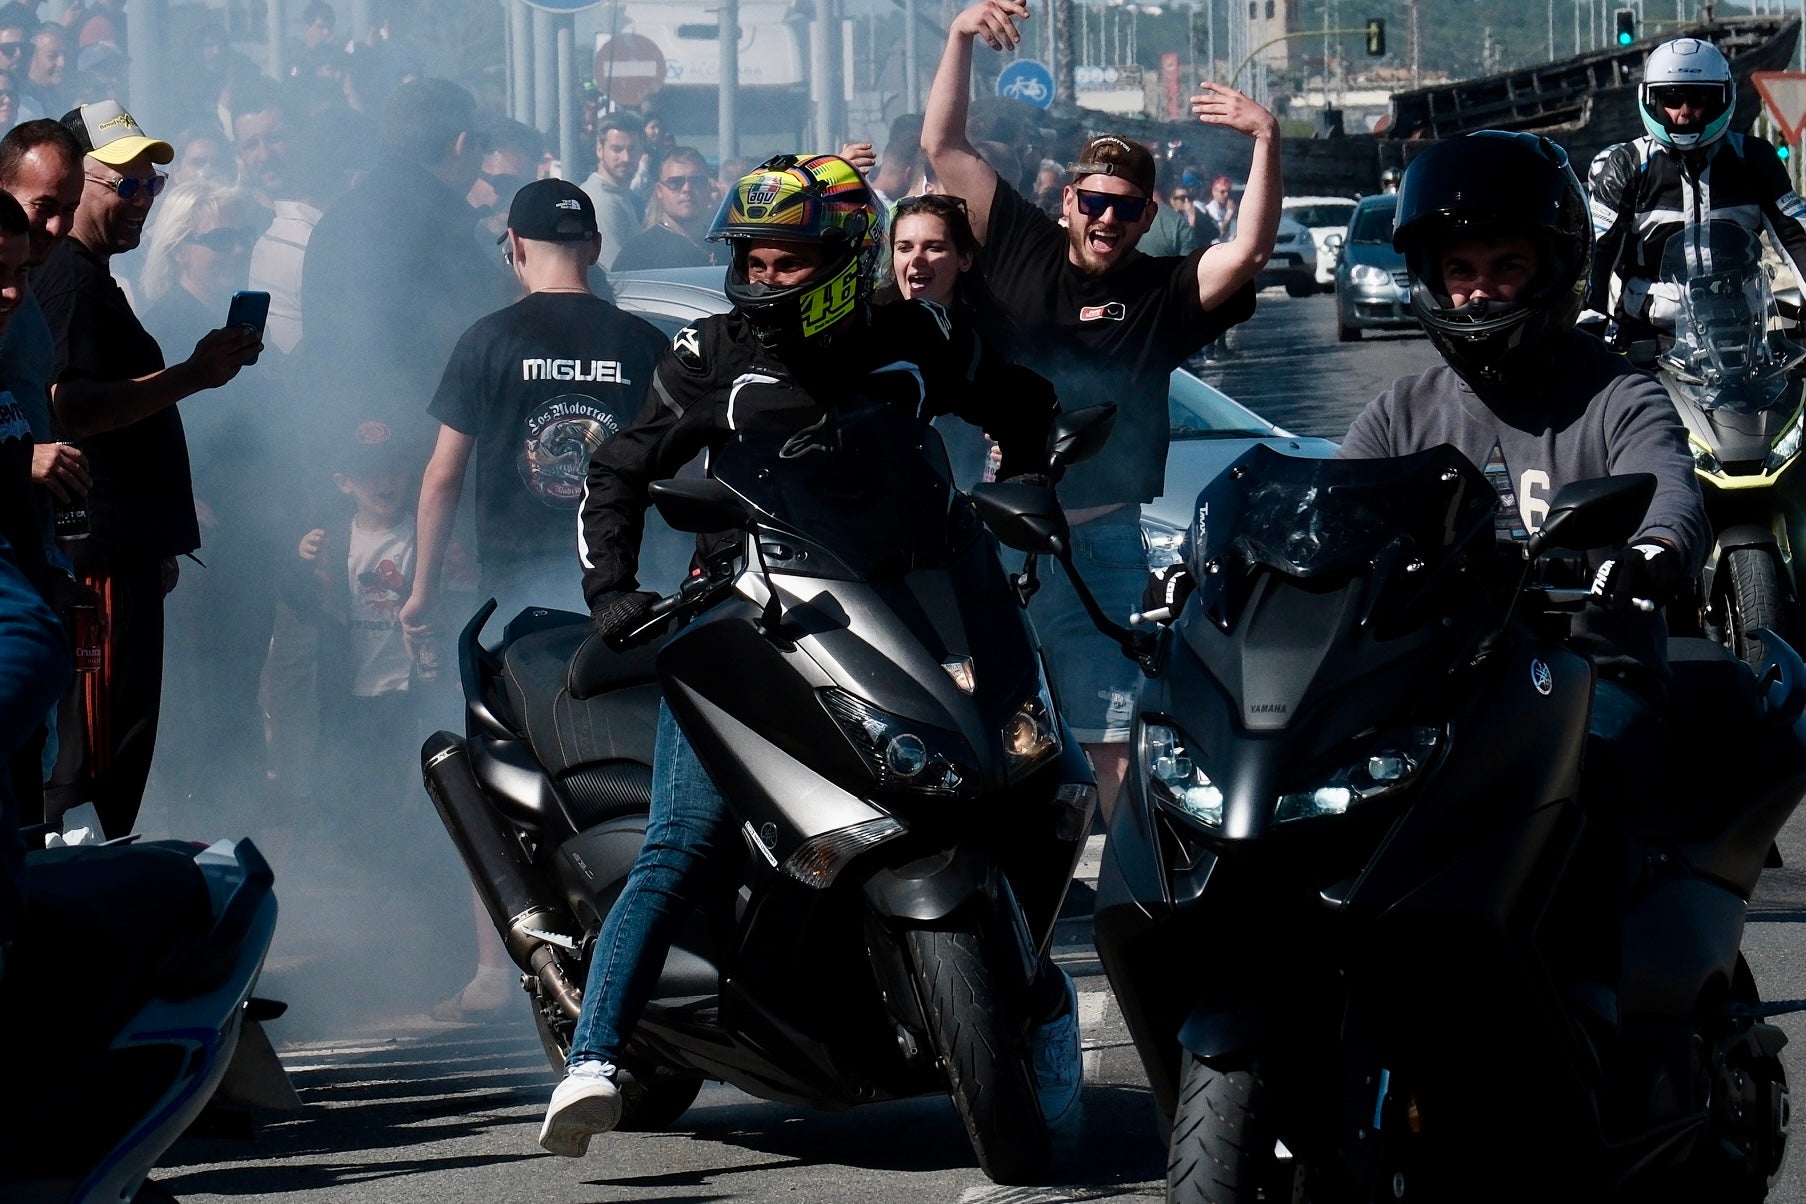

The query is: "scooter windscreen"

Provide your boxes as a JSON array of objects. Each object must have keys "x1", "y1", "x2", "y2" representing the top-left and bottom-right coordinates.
[
  {"x1": 710, "y1": 399, "x2": 965, "y2": 579},
  {"x1": 1658, "y1": 220, "x2": 1805, "y2": 415},
  {"x1": 1184, "y1": 443, "x2": 1499, "y2": 636}
]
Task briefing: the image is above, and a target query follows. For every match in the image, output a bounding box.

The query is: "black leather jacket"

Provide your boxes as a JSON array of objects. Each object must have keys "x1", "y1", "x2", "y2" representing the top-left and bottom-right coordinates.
[{"x1": 578, "y1": 299, "x2": 1057, "y2": 611}]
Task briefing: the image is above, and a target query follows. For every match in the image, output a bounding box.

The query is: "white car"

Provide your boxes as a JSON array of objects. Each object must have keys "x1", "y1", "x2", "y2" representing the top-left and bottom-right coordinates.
[{"x1": 1282, "y1": 195, "x2": 1361, "y2": 291}]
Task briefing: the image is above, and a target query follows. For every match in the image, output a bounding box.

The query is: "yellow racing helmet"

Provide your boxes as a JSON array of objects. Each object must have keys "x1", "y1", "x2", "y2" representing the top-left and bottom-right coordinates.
[{"x1": 709, "y1": 153, "x2": 880, "y2": 350}]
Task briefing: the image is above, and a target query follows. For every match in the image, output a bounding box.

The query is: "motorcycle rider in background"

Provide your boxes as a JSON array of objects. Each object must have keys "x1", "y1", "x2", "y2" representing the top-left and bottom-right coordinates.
[
  {"x1": 1584, "y1": 36, "x2": 1806, "y2": 343},
  {"x1": 538, "y1": 153, "x2": 1071, "y2": 1156},
  {"x1": 1154, "y1": 131, "x2": 1707, "y2": 804}
]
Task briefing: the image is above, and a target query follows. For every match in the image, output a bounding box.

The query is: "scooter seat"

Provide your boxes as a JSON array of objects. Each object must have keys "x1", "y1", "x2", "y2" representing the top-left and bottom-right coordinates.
[{"x1": 501, "y1": 621, "x2": 663, "y2": 782}]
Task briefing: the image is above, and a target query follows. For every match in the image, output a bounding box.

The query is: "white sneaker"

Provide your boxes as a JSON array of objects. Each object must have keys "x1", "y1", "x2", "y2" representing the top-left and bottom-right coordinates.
[
  {"x1": 538, "y1": 1061, "x2": 621, "y2": 1157},
  {"x1": 1031, "y1": 969, "x2": 1082, "y2": 1128}
]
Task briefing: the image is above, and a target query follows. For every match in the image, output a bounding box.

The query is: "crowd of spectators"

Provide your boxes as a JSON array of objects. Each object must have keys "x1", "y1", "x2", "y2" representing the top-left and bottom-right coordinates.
[{"x1": 0, "y1": 0, "x2": 1271, "y2": 1019}]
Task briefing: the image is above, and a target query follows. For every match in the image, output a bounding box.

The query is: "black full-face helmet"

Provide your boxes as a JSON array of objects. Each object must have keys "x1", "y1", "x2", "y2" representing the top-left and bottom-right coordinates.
[{"x1": 1392, "y1": 131, "x2": 1593, "y2": 392}]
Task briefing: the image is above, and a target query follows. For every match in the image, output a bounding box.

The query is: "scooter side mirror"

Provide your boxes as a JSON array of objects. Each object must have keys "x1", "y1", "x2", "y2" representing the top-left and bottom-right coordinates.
[
  {"x1": 1528, "y1": 473, "x2": 1656, "y2": 557},
  {"x1": 970, "y1": 481, "x2": 1070, "y2": 553},
  {"x1": 1049, "y1": 405, "x2": 1118, "y2": 475},
  {"x1": 649, "y1": 478, "x2": 751, "y2": 534}
]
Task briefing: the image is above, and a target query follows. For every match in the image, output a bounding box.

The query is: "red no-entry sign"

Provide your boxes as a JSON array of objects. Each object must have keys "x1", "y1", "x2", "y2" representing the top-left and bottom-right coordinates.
[{"x1": 594, "y1": 33, "x2": 667, "y2": 106}]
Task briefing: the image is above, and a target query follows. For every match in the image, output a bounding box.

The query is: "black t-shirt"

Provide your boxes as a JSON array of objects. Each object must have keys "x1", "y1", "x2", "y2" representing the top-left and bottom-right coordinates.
[
  {"x1": 979, "y1": 180, "x2": 1256, "y2": 509},
  {"x1": 612, "y1": 224, "x2": 722, "y2": 273},
  {"x1": 428, "y1": 291, "x2": 667, "y2": 586},
  {"x1": 37, "y1": 239, "x2": 197, "y2": 566}
]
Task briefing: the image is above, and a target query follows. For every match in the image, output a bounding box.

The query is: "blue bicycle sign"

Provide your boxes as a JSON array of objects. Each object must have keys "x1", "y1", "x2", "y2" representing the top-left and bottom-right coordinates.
[{"x1": 996, "y1": 59, "x2": 1055, "y2": 110}]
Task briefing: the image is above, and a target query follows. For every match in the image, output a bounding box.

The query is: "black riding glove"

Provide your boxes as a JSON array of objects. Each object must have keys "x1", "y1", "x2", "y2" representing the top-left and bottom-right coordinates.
[
  {"x1": 592, "y1": 589, "x2": 659, "y2": 638},
  {"x1": 1141, "y1": 564, "x2": 1195, "y2": 621},
  {"x1": 1589, "y1": 542, "x2": 1684, "y2": 613}
]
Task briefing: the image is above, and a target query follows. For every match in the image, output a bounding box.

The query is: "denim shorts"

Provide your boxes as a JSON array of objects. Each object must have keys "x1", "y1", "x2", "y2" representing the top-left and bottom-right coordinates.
[{"x1": 1026, "y1": 506, "x2": 1146, "y2": 744}]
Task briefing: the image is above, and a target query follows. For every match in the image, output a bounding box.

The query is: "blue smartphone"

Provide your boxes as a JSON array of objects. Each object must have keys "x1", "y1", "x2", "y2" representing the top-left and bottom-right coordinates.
[{"x1": 227, "y1": 289, "x2": 270, "y2": 363}]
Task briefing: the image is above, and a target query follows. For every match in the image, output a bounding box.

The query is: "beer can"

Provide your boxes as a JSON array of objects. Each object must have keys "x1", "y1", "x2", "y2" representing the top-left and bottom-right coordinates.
[
  {"x1": 55, "y1": 500, "x2": 90, "y2": 541},
  {"x1": 68, "y1": 600, "x2": 102, "y2": 673},
  {"x1": 414, "y1": 633, "x2": 441, "y2": 683}
]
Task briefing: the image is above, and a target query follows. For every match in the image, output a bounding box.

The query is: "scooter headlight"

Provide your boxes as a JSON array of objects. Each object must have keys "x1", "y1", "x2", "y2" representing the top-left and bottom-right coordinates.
[
  {"x1": 1767, "y1": 407, "x2": 1805, "y2": 474},
  {"x1": 1143, "y1": 721, "x2": 1223, "y2": 827},
  {"x1": 1002, "y1": 671, "x2": 1062, "y2": 782},
  {"x1": 821, "y1": 688, "x2": 977, "y2": 798},
  {"x1": 1274, "y1": 726, "x2": 1440, "y2": 823}
]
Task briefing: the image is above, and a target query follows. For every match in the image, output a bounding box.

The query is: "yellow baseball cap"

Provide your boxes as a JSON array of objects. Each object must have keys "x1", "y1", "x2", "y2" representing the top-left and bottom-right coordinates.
[{"x1": 61, "y1": 99, "x2": 174, "y2": 168}]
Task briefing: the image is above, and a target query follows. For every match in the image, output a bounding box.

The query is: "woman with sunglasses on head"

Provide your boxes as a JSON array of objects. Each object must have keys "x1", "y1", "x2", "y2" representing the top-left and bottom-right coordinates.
[
  {"x1": 1585, "y1": 37, "x2": 1806, "y2": 343},
  {"x1": 611, "y1": 145, "x2": 721, "y2": 272},
  {"x1": 876, "y1": 191, "x2": 1021, "y2": 487},
  {"x1": 136, "y1": 178, "x2": 279, "y2": 835}
]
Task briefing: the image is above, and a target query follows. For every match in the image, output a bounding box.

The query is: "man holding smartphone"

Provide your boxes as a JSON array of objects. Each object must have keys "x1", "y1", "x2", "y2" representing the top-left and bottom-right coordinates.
[{"x1": 35, "y1": 100, "x2": 261, "y2": 839}]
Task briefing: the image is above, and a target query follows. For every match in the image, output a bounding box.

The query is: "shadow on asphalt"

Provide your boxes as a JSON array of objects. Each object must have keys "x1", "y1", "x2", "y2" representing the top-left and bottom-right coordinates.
[{"x1": 160, "y1": 1023, "x2": 1164, "y2": 1196}]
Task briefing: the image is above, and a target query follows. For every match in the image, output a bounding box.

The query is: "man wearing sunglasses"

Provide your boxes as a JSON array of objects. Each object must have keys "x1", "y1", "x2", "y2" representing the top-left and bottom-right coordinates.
[
  {"x1": 31, "y1": 101, "x2": 260, "y2": 841},
  {"x1": 612, "y1": 146, "x2": 722, "y2": 272},
  {"x1": 925, "y1": 0, "x2": 1279, "y2": 821},
  {"x1": 1585, "y1": 37, "x2": 1806, "y2": 343}
]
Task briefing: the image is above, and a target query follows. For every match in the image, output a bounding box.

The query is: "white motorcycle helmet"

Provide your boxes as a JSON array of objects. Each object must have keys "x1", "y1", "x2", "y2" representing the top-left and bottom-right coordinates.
[{"x1": 1639, "y1": 37, "x2": 1735, "y2": 151}]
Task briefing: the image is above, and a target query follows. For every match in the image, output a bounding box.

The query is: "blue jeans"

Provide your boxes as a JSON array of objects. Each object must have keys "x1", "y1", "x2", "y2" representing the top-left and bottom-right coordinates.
[{"x1": 566, "y1": 700, "x2": 733, "y2": 1069}]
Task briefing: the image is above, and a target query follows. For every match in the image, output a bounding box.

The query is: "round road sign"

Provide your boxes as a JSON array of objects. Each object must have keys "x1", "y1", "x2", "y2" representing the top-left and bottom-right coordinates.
[
  {"x1": 593, "y1": 32, "x2": 666, "y2": 106},
  {"x1": 522, "y1": 0, "x2": 603, "y2": 11}
]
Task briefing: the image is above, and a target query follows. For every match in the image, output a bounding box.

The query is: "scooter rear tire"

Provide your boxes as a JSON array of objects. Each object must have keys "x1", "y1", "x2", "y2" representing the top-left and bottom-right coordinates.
[{"x1": 907, "y1": 926, "x2": 1053, "y2": 1185}]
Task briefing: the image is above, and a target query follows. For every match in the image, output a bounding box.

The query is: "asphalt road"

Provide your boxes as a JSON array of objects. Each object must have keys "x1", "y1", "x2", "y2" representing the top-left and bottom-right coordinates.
[{"x1": 151, "y1": 293, "x2": 1806, "y2": 1202}]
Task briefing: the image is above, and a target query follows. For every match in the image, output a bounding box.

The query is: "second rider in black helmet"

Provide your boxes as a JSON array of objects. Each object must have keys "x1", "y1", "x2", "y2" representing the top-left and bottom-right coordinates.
[{"x1": 1342, "y1": 131, "x2": 1706, "y2": 790}]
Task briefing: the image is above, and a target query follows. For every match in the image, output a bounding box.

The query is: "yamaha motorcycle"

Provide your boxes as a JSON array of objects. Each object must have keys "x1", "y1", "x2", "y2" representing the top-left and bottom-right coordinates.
[
  {"x1": 1645, "y1": 219, "x2": 1806, "y2": 664},
  {"x1": 974, "y1": 444, "x2": 1806, "y2": 1201},
  {"x1": 422, "y1": 403, "x2": 1107, "y2": 1184},
  {"x1": 4, "y1": 836, "x2": 290, "y2": 1203}
]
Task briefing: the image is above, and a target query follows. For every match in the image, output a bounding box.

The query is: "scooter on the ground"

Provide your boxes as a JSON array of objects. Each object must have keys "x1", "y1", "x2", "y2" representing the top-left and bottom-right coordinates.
[
  {"x1": 2, "y1": 835, "x2": 291, "y2": 1203},
  {"x1": 973, "y1": 444, "x2": 1806, "y2": 1201},
  {"x1": 1641, "y1": 218, "x2": 1806, "y2": 664},
  {"x1": 422, "y1": 403, "x2": 1111, "y2": 1183}
]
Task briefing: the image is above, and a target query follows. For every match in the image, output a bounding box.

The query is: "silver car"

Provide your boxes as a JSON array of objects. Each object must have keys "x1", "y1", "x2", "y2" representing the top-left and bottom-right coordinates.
[
  {"x1": 608, "y1": 267, "x2": 1338, "y2": 574},
  {"x1": 1334, "y1": 194, "x2": 1418, "y2": 342}
]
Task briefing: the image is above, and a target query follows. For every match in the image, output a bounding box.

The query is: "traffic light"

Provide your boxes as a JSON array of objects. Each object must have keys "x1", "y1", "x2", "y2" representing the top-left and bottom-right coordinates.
[
  {"x1": 1615, "y1": 8, "x2": 1636, "y2": 46},
  {"x1": 1365, "y1": 18, "x2": 1385, "y2": 56},
  {"x1": 1781, "y1": 143, "x2": 1793, "y2": 162}
]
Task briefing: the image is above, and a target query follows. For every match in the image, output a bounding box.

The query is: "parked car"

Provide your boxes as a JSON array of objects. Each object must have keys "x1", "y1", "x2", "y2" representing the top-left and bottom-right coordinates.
[
  {"x1": 1256, "y1": 211, "x2": 1320, "y2": 298},
  {"x1": 1333, "y1": 193, "x2": 1417, "y2": 342},
  {"x1": 1281, "y1": 195, "x2": 1359, "y2": 291},
  {"x1": 610, "y1": 267, "x2": 1338, "y2": 576}
]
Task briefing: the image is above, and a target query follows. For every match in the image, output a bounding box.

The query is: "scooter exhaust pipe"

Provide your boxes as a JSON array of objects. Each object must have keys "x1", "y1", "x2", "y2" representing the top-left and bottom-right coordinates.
[{"x1": 422, "y1": 731, "x2": 584, "y2": 1018}]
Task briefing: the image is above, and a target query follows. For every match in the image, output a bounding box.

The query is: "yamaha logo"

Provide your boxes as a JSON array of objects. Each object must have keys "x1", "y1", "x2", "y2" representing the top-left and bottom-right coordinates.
[{"x1": 1530, "y1": 659, "x2": 1553, "y2": 696}]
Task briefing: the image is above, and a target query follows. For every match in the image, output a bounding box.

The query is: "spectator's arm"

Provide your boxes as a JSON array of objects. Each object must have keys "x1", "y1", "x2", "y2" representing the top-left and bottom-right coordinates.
[
  {"x1": 400, "y1": 425, "x2": 475, "y2": 640},
  {"x1": 50, "y1": 326, "x2": 261, "y2": 438},
  {"x1": 923, "y1": 0, "x2": 1024, "y2": 243},
  {"x1": 1193, "y1": 84, "x2": 1282, "y2": 311}
]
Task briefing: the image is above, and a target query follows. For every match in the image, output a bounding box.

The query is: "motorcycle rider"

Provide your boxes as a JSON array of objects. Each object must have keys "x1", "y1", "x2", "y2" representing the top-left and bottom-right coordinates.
[
  {"x1": 539, "y1": 153, "x2": 1071, "y2": 1156},
  {"x1": 1151, "y1": 131, "x2": 1707, "y2": 797},
  {"x1": 1585, "y1": 36, "x2": 1806, "y2": 344}
]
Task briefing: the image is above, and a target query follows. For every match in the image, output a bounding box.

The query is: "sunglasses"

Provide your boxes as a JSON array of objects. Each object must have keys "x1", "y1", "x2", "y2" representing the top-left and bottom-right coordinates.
[
  {"x1": 659, "y1": 173, "x2": 709, "y2": 192},
  {"x1": 1170, "y1": 192, "x2": 1191, "y2": 204},
  {"x1": 0, "y1": 41, "x2": 22, "y2": 57},
  {"x1": 1649, "y1": 84, "x2": 1724, "y2": 109},
  {"x1": 87, "y1": 171, "x2": 166, "y2": 200},
  {"x1": 1073, "y1": 188, "x2": 1149, "y2": 221},
  {"x1": 190, "y1": 227, "x2": 250, "y2": 252}
]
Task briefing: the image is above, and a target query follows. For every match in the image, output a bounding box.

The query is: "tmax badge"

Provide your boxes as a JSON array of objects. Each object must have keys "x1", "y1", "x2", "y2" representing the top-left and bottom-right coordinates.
[{"x1": 1530, "y1": 658, "x2": 1553, "y2": 696}]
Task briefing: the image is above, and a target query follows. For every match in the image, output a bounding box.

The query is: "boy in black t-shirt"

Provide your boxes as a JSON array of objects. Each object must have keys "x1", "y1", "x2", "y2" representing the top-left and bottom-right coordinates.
[
  {"x1": 923, "y1": 0, "x2": 1283, "y2": 819},
  {"x1": 402, "y1": 179, "x2": 667, "y2": 641}
]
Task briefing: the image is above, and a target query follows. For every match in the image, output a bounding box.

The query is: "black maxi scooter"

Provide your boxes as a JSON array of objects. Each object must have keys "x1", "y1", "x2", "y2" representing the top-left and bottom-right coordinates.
[
  {"x1": 972, "y1": 444, "x2": 1806, "y2": 1201},
  {"x1": 421, "y1": 403, "x2": 1110, "y2": 1184}
]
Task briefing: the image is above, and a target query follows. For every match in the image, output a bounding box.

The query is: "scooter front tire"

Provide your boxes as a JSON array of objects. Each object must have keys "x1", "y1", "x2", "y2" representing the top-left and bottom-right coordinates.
[{"x1": 908, "y1": 925, "x2": 1053, "y2": 1185}]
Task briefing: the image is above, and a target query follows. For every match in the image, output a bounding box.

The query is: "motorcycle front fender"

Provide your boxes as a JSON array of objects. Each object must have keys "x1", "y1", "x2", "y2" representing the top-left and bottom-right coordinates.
[
  {"x1": 863, "y1": 843, "x2": 1010, "y2": 925},
  {"x1": 1178, "y1": 1005, "x2": 1278, "y2": 1066}
]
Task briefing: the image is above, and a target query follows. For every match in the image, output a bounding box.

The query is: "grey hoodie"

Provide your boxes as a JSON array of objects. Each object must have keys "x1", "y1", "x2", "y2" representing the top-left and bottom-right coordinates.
[{"x1": 1339, "y1": 329, "x2": 1706, "y2": 695}]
